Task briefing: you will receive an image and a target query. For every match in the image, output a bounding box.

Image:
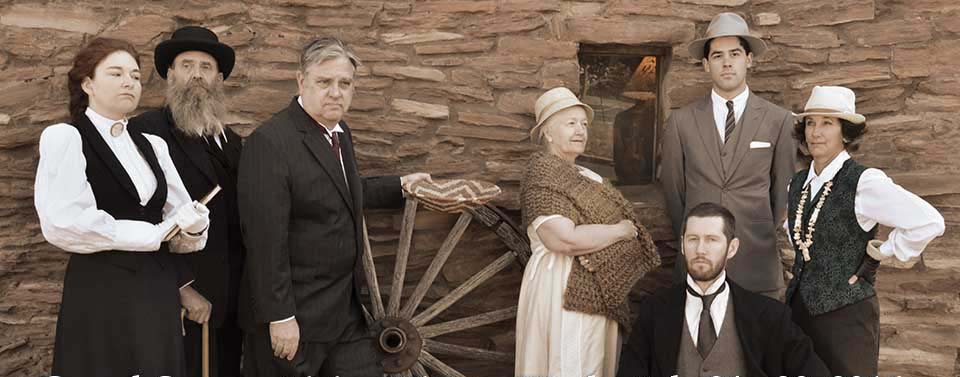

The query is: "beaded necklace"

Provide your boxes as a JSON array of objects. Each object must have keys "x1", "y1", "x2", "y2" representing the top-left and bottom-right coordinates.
[{"x1": 792, "y1": 181, "x2": 833, "y2": 262}]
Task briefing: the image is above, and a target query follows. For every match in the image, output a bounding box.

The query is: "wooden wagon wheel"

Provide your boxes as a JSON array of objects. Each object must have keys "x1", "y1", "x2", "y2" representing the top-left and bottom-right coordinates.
[{"x1": 360, "y1": 187, "x2": 531, "y2": 377}]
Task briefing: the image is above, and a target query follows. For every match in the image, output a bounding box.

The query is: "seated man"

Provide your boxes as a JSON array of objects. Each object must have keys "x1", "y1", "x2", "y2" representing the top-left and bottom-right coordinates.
[{"x1": 618, "y1": 202, "x2": 829, "y2": 377}]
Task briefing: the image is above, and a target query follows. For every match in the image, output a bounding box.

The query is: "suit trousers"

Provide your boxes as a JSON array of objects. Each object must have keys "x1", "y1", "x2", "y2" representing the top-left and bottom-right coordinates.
[
  {"x1": 791, "y1": 293, "x2": 879, "y2": 377},
  {"x1": 243, "y1": 318, "x2": 382, "y2": 377}
]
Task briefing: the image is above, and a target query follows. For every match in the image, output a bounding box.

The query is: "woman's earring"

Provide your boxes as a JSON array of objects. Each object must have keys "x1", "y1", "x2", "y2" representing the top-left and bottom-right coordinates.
[
  {"x1": 843, "y1": 138, "x2": 850, "y2": 143},
  {"x1": 545, "y1": 137, "x2": 553, "y2": 143}
]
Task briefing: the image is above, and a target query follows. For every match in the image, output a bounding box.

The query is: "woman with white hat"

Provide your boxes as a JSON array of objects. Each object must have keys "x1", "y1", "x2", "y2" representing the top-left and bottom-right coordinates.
[
  {"x1": 784, "y1": 85, "x2": 944, "y2": 375},
  {"x1": 516, "y1": 87, "x2": 660, "y2": 376}
]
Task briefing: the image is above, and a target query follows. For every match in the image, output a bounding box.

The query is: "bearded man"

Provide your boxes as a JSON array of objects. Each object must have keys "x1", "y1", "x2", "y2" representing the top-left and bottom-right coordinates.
[
  {"x1": 131, "y1": 26, "x2": 244, "y2": 377},
  {"x1": 617, "y1": 202, "x2": 829, "y2": 377}
]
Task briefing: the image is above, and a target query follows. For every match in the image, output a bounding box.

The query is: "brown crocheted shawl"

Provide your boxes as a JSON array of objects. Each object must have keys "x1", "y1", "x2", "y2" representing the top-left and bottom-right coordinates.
[{"x1": 520, "y1": 151, "x2": 661, "y2": 328}]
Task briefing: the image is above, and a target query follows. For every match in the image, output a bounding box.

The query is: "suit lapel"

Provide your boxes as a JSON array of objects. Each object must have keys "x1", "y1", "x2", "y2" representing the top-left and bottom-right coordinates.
[
  {"x1": 339, "y1": 124, "x2": 363, "y2": 218},
  {"x1": 655, "y1": 286, "x2": 686, "y2": 375},
  {"x1": 222, "y1": 128, "x2": 242, "y2": 170},
  {"x1": 167, "y1": 109, "x2": 217, "y2": 185},
  {"x1": 725, "y1": 93, "x2": 767, "y2": 182},
  {"x1": 693, "y1": 97, "x2": 724, "y2": 177},
  {"x1": 74, "y1": 115, "x2": 141, "y2": 202},
  {"x1": 290, "y1": 99, "x2": 355, "y2": 214},
  {"x1": 730, "y1": 281, "x2": 767, "y2": 376}
]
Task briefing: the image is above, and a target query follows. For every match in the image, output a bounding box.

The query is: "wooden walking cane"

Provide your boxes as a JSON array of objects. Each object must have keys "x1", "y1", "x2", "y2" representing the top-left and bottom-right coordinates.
[
  {"x1": 202, "y1": 321, "x2": 209, "y2": 377},
  {"x1": 181, "y1": 310, "x2": 210, "y2": 377}
]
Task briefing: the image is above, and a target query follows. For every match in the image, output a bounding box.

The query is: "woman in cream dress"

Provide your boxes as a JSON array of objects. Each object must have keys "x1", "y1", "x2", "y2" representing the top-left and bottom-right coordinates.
[{"x1": 515, "y1": 87, "x2": 654, "y2": 377}]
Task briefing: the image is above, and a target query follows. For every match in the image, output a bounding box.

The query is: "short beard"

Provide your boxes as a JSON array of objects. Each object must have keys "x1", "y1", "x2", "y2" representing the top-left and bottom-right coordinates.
[
  {"x1": 686, "y1": 250, "x2": 729, "y2": 283},
  {"x1": 166, "y1": 73, "x2": 226, "y2": 138}
]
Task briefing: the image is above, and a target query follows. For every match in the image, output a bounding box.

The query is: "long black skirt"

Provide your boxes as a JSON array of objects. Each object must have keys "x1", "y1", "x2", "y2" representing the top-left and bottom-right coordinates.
[
  {"x1": 791, "y1": 293, "x2": 880, "y2": 377},
  {"x1": 52, "y1": 252, "x2": 186, "y2": 377}
]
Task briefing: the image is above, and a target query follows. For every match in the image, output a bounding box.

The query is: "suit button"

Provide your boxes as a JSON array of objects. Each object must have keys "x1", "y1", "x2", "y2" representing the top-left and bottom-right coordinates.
[{"x1": 721, "y1": 151, "x2": 727, "y2": 157}]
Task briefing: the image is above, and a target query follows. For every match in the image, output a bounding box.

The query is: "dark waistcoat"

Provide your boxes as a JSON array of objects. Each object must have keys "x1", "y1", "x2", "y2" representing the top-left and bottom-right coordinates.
[
  {"x1": 785, "y1": 159, "x2": 877, "y2": 316},
  {"x1": 677, "y1": 294, "x2": 747, "y2": 377}
]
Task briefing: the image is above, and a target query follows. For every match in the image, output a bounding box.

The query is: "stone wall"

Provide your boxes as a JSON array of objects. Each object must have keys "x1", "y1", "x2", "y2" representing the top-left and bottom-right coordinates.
[{"x1": 1, "y1": 1, "x2": 958, "y2": 376}]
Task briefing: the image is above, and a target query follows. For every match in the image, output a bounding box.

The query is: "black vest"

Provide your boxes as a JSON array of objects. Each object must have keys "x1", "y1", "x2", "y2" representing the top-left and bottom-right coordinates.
[
  {"x1": 785, "y1": 159, "x2": 877, "y2": 315},
  {"x1": 72, "y1": 115, "x2": 169, "y2": 269}
]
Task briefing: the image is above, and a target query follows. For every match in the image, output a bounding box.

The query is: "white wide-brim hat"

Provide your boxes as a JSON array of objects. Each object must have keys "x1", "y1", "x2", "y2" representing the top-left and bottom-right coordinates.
[
  {"x1": 530, "y1": 87, "x2": 594, "y2": 143},
  {"x1": 796, "y1": 86, "x2": 866, "y2": 124},
  {"x1": 687, "y1": 12, "x2": 767, "y2": 60}
]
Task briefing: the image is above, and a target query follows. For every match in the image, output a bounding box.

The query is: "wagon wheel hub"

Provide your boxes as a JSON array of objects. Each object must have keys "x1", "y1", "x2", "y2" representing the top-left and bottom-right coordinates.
[
  {"x1": 360, "y1": 195, "x2": 532, "y2": 377},
  {"x1": 374, "y1": 316, "x2": 423, "y2": 373}
]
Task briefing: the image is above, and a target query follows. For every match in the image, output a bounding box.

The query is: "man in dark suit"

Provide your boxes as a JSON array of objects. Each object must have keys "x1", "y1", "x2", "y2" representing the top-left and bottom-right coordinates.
[
  {"x1": 660, "y1": 12, "x2": 796, "y2": 299},
  {"x1": 131, "y1": 26, "x2": 244, "y2": 377},
  {"x1": 238, "y1": 37, "x2": 431, "y2": 377},
  {"x1": 618, "y1": 203, "x2": 829, "y2": 377}
]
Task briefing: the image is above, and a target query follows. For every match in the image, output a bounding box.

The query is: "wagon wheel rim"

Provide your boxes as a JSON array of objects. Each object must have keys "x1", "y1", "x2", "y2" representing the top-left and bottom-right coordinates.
[{"x1": 361, "y1": 199, "x2": 531, "y2": 377}]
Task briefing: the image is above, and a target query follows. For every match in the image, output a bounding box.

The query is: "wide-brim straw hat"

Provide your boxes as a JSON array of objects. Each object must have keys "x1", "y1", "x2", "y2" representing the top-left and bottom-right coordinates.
[
  {"x1": 687, "y1": 12, "x2": 767, "y2": 60},
  {"x1": 530, "y1": 87, "x2": 594, "y2": 143},
  {"x1": 796, "y1": 85, "x2": 866, "y2": 124}
]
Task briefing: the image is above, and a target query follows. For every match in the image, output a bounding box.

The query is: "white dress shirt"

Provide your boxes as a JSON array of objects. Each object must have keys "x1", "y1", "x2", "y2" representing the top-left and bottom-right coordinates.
[
  {"x1": 684, "y1": 272, "x2": 729, "y2": 346},
  {"x1": 788, "y1": 150, "x2": 945, "y2": 261},
  {"x1": 711, "y1": 86, "x2": 749, "y2": 144},
  {"x1": 34, "y1": 107, "x2": 207, "y2": 264}
]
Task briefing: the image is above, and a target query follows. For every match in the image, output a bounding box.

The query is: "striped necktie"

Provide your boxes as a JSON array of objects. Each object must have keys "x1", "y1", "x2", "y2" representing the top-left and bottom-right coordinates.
[{"x1": 724, "y1": 100, "x2": 736, "y2": 144}]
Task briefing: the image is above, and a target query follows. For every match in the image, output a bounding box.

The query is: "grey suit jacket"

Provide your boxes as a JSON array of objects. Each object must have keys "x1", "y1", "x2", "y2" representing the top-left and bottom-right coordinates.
[{"x1": 660, "y1": 92, "x2": 796, "y2": 292}]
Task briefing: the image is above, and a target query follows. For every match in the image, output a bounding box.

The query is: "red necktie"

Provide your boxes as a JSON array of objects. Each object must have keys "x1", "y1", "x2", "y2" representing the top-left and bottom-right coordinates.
[{"x1": 319, "y1": 127, "x2": 341, "y2": 162}]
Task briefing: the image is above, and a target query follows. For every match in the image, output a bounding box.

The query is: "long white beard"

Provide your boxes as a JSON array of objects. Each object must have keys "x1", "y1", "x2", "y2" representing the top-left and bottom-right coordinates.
[{"x1": 166, "y1": 75, "x2": 226, "y2": 138}]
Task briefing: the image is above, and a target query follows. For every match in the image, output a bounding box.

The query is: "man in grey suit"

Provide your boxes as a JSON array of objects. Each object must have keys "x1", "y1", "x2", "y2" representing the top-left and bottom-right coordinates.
[{"x1": 660, "y1": 12, "x2": 796, "y2": 299}]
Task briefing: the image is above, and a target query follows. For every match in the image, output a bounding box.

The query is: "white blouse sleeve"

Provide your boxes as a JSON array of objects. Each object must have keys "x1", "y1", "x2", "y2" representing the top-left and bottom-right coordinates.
[
  {"x1": 855, "y1": 168, "x2": 945, "y2": 261},
  {"x1": 145, "y1": 134, "x2": 208, "y2": 253},
  {"x1": 34, "y1": 125, "x2": 166, "y2": 253}
]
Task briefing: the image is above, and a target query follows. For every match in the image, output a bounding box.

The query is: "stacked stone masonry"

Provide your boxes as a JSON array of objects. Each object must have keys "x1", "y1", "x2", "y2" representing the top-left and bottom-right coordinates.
[{"x1": 0, "y1": 1, "x2": 958, "y2": 375}]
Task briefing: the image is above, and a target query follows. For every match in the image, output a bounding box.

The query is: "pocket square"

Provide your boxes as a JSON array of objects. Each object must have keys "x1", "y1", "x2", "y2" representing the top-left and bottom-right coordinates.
[{"x1": 750, "y1": 141, "x2": 771, "y2": 149}]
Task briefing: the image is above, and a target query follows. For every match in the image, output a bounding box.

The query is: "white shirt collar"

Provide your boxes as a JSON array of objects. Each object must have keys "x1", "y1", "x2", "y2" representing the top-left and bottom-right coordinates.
[
  {"x1": 804, "y1": 150, "x2": 851, "y2": 188},
  {"x1": 85, "y1": 107, "x2": 128, "y2": 139},
  {"x1": 297, "y1": 96, "x2": 344, "y2": 134},
  {"x1": 711, "y1": 85, "x2": 749, "y2": 109},
  {"x1": 686, "y1": 270, "x2": 727, "y2": 296}
]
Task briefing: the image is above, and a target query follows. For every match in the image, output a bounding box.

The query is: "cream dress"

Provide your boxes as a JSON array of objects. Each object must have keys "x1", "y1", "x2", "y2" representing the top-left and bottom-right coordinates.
[{"x1": 515, "y1": 166, "x2": 620, "y2": 377}]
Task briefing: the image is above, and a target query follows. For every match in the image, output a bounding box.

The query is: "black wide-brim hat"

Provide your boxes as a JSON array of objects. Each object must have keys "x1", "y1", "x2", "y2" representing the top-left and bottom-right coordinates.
[{"x1": 155, "y1": 26, "x2": 235, "y2": 80}]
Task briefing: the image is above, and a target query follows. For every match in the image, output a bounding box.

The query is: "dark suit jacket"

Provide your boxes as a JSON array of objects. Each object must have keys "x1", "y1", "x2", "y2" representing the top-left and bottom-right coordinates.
[
  {"x1": 237, "y1": 97, "x2": 402, "y2": 342},
  {"x1": 131, "y1": 108, "x2": 245, "y2": 328},
  {"x1": 617, "y1": 279, "x2": 830, "y2": 377},
  {"x1": 660, "y1": 93, "x2": 796, "y2": 292}
]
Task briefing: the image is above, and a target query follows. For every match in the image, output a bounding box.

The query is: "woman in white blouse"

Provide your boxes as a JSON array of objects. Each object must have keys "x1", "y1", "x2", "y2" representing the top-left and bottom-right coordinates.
[
  {"x1": 784, "y1": 86, "x2": 945, "y2": 376},
  {"x1": 516, "y1": 88, "x2": 660, "y2": 377},
  {"x1": 34, "y1": 38, "x2": 211, "y2": 376}
]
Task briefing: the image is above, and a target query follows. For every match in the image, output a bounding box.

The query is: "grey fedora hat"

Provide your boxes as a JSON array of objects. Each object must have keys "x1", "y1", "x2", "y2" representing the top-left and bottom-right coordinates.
[{"x1": 687, "y1": 12, "x2": 767, "y2": 60}]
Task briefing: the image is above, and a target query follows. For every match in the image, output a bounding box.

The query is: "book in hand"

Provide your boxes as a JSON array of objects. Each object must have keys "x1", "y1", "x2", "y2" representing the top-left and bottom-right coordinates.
[{"x1": 163, "y1": 185, "x2": 221, "y2": 242}]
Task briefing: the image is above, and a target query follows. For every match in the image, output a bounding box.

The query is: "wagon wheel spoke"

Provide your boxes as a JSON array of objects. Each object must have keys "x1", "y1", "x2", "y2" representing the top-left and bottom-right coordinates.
[
  {"x1": 419, "y1": 306, "x2": 517, "y2": 339},
  {"x1": 411, "y1": 251, "x2": 516, "y2": 327},
  {"x1": 362, "y1": 219, "x2": 385, "y2": 320},
  {"x1": 388, "y1": 199, "x2": 419, "y2": 316},
  {"x1": 411, "y1": 362, "x2": 429, "y2": 377},
  {"x1": 400, "y1": 211, "x2": 473, "y2": 318},
  {"x1": 424, "y1": 339, "x2": 514, "y2": 363},
  {"x1": 420, "y1": 351, "x2": 467, "y2": 377}
]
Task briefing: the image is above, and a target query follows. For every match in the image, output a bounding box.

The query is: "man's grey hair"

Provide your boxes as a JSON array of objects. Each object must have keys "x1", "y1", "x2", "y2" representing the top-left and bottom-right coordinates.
[{"x1": 299, "y1": 37, "x2": 361, "y2": 72}]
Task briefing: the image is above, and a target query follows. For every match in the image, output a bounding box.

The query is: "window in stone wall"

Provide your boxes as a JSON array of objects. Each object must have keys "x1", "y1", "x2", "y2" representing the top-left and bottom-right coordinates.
[{"x1": 577, "y1": 45, "x2": 669, "y2": 187}]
